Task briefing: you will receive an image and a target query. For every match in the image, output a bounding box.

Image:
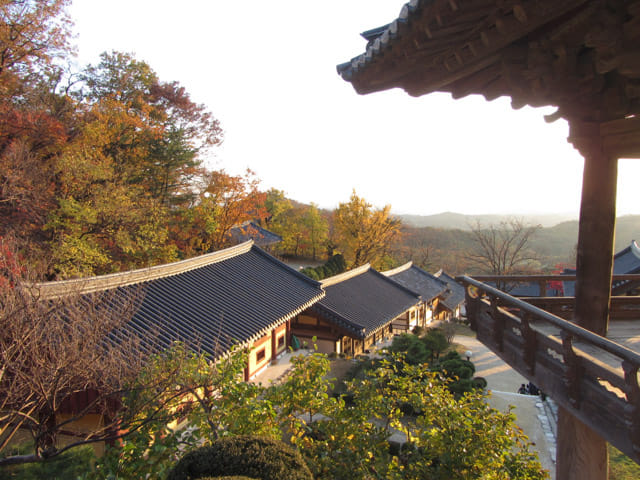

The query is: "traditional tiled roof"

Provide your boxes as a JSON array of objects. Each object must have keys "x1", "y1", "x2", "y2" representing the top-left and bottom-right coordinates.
[
  {"x1": 337, "y1": 1, "x2": 640, "y2": 139},
  {"x1": 229, "y1": 221, "x2": 282, "y2": 247},
  {"x1": 312, "y1": 265, "x2": 421, "y2": 339},
  {"x1": 485, "y1": 281, "x2": 563, "y2": 297},
  {"x1": 613, "y1": 240, "x2": 640, "y2": 275},
  {"x1": 563, "y1": 241, "x2": 640, "y2": 296},
  {"x1": 434, "y1": 270, "x2": 465, "y2": 311},
  {"x1": 34, "y1": 241, "x2": 324, "y2": 358},
  {"x1": 336, "y1": 1, "x2": 418, "y2": 83},
  {"x1": 381, "y1": 261, "x2": 447, "y2": 302}
]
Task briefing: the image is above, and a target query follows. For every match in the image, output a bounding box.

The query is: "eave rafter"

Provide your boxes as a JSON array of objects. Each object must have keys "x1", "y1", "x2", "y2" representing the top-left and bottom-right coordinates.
[{"x1": 343, "y1": 0, "x2": 640, "y2": 126}]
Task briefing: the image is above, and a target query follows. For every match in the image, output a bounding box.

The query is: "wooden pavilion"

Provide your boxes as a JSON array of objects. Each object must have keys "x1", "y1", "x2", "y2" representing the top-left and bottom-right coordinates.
[{"x1": 338, "y1": 1, "x2": 640, "y2": 479}]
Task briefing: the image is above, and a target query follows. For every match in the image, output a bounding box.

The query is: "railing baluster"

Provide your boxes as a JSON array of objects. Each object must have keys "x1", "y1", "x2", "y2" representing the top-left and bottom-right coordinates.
[
  {"x1": 491, "y1": 295, "x2": 504, "y2": 352},
  {"x1": 622, "y1": 360, "x2": 640, "y2": 458},
  {"x1": 465, "y1": 287, "x2": 479, "y2": 332},
  {"x1": 521, "y1": 312, "x2": 537, "y2": 374},
  {"x1": 561, "y1": 330, "x2": 582, "y2": 408}
]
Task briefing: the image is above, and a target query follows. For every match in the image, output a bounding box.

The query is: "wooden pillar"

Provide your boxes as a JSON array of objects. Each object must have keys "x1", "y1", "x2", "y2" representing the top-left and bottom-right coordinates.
[
  {"x1": 555, "y1": 121, "x2": 618, "y2": 480},
  {"x1": 572, "y1": 123, "x2": 618, "y2": 335},
  {"x1": 557, "y1": 406, "x2": 609, "y2": 480}
]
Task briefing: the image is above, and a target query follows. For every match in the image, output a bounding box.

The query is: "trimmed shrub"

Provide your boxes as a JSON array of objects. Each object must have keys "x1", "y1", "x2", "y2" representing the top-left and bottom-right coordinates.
[
  {"x1": 448, "y1": 378, "x2": 475, "y2": 397},
  {"x1": 441, "y1": 350, "x2": 461, "y2": 361},
  {"x1": 437, "y1": 358, "x2": 475, "y2": 380},
  {"x1": 472, "y1": 376, "x2": 488, "y2": 389},
  {"x1": 199, "y1": 477, "x2": 257, "y2": 480},
  {"x1": 167, "y1": 436, "x2": 312, "y2": 480},
  {"x1": 299, "y1": 254, "x2": 346, "y2": 280},
  {"x1": 421, "y1": 328, "x2": 448, "y2": 359}
]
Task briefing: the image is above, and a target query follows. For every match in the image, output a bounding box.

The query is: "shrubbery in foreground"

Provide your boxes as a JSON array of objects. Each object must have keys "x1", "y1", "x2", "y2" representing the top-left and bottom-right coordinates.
[
  {"x1": 167, "y1": 436, "x2": 312, "y2": 480},
  {"x1": 77, "y1": 345, "x2": 547, "y2": 480}
]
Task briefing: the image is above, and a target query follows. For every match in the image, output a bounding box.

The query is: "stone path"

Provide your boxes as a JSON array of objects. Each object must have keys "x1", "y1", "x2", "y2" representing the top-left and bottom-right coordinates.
[{"x1": 454, "y1": 335, "x2": 557, "y2": 479}]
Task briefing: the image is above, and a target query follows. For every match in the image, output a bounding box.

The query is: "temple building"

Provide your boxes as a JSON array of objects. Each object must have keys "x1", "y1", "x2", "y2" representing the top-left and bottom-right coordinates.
[
  {"x1": 381, "y1": 261, "x2": 447, "y2": 327},
  {"x1": 36, "y1": 240, "x2": 324, "y2": 381},
  {"x1": 291, "y1": 264, "x2": 421, "y2": 354}
]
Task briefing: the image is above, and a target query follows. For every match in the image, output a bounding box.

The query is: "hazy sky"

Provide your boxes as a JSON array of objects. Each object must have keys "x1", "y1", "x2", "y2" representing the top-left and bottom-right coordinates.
[{"x1": 69, "y1": 1, "x2": 639, "y2": 217}]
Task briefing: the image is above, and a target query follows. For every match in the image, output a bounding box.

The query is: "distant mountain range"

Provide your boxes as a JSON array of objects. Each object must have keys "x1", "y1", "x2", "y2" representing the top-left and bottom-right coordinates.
[
  {"x1": 398, "y1": 212, "x2": 579, "y2": 230},
  {"x1": 395, "y1": 214, "x2": 640, "y2": 274}
]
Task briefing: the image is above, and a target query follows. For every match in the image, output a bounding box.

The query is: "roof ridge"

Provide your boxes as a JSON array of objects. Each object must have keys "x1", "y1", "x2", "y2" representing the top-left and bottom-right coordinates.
[
  {"x1": 380, "y1": 261, "x2": 412, "y2": 277},
  {"x1": 369, "y1": 267, "x2": 422, "y2": 299},
  {"x1": 321, "y1": 263, "x2": 371, "y2": 287},
  {"x1": 32, "y1": 240, "x2": 255, "y2": 299}
]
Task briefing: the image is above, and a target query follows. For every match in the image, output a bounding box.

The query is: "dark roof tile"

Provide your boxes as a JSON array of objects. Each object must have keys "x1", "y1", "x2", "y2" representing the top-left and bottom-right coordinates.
[
  {"x1": 313, "y1": 265, "x2": 420, "y2": 338},
  {"x1": 36, "y1": 242, "x2": 324, "y2": 358},
  {"x1": 434, "y1": 270, "x2": 465, "y2": 311},
  {"x1": 382, "y1": 262, "x2": 447, "y2": 302}
]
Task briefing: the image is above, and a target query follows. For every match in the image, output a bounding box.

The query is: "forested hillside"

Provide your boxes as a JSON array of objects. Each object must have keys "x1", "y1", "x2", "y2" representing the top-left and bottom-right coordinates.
[
  {"x1": 400, "y1": 212, "x2": 577, "y2": 229},
  {"x1": 394, "y1": 215, "x2": 640, "y2": 275},
  {"x1": 2, "y1": 2, "x2": 638, "y2": 282}
]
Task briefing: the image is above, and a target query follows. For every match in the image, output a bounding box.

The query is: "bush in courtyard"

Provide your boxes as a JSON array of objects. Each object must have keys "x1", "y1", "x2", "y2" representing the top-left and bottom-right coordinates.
[
  {"x1": 300, "y1": 254, "x2": 346, "y2": 280},
  {"x1": 167, "y1": 436, "x2": 312, "y2": 480},
  {"x1": 299, "y1": 267, "x2": 319, "y2": 280},
  {"x1": 199, "y1": 477, "x2": 257, "y2": 480},
  {"x1": 433, "y1": 351, "x2": 478, "y2": 396},
  {"x1": 421, "y1": 328, "x2": 448, "y2": 359},
  {"x1": 389, "y1": 333, "x2": 431, "y2": 365},
  {"x1": 473, "y1": 377, "x2": 488, "y2": 390}
]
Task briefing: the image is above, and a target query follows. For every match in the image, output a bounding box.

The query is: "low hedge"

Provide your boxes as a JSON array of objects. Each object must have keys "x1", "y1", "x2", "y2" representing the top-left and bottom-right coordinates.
[{"x1": 167, "y1": 436, "x2": 313, "y2": 480}]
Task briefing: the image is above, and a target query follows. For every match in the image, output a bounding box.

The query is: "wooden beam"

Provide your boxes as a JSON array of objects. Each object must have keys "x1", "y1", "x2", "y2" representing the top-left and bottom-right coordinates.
[{"x1": 600, "y1": 116, "x2": 640, "y2": 159}]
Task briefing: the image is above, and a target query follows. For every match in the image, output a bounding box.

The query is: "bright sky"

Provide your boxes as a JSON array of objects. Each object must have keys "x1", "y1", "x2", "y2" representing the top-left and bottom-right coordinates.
[{"x1": 69, "y1": 0, "x2": 639, "y2": 217}]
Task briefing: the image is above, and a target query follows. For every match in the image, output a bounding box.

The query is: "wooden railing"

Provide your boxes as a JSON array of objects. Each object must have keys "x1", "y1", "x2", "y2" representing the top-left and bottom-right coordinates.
[
  {"x1": 521, "y1": 296, "x2": 640, "y2": 320},
  {"x1": 458, "y1": 275, "x2": 640, "y2": 464}
]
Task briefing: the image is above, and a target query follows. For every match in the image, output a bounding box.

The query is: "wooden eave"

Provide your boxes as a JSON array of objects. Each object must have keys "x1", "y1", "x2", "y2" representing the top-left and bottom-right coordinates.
[{"x1": 340, "y1": 0, "x2": 640, "y2": 134}]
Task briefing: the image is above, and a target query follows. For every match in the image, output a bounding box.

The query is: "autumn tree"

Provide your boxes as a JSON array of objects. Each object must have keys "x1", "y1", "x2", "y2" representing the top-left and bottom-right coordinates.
[
  {"x1": 264, "y1": 188, "x2": 292, "y2": 227},
  {"x1": 79, "y1": 52, "x2": 222, "y2": 207},
  {"x1": 0, "y1": 0, "x2": 73, "y2": 100},
  {"x1": 0, "y1": 1, "x2": 77, "y2": 265},
  {"x1": 197, "y1": 169, "x2": 267, "y2": 250},
  {"x1": 333, "y1": 190, "x2": 402, "y2": 268},
  {"x1": 469, "y1": 218, "x2": 541, "y2": 290},
  {"x1": 303, "y1": 203, "x2": 328, "y2": 260},
  {"x1": 41, "y1": 52, "x2": 226, "y2": 277},
  {"x1": 0, "y1": 237, "x2": 142, "y2": 466}
]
